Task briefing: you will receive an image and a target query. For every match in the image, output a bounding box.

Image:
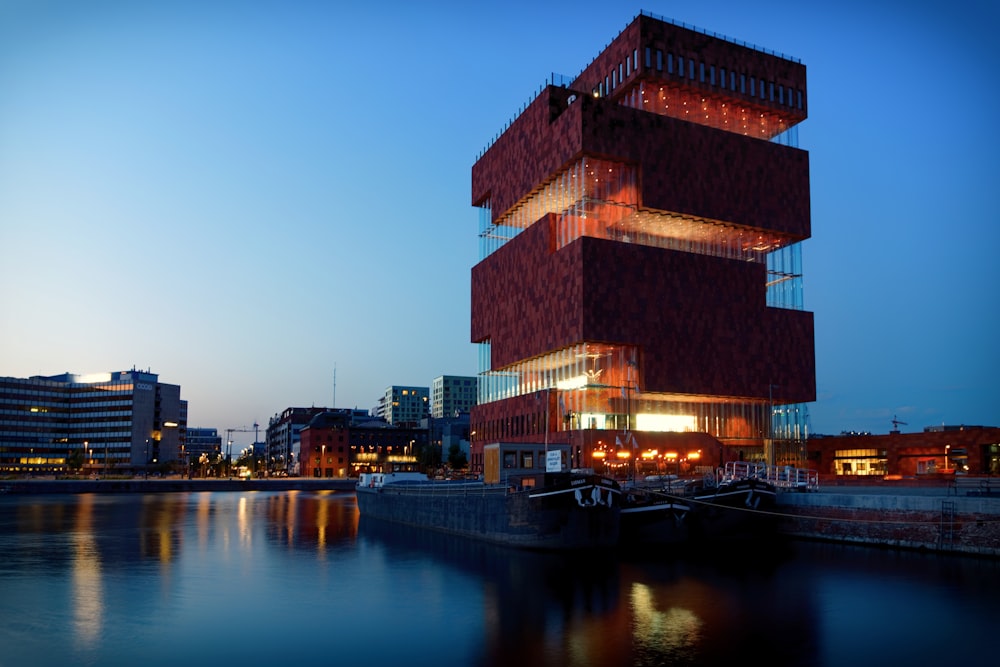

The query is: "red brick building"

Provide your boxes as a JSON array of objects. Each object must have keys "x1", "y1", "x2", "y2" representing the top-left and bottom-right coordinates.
[
  {"x1": 299, "y1": 410, "x2": 426, "y2": 478},
  {"x1": 470, "y1": 12, "x2": 814, "y2": 475},
  {"x1": 808, "y1": 426, "x2": 1000, "y2": 478}
]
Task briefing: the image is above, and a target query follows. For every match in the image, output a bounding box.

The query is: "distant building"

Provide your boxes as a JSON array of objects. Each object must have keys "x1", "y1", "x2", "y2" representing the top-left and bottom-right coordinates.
[
  {"x1": 186, "y1": 427, "x2": 222, "y2": 465},
  {"x1": 431, "y1": 375, "x2": 478, "y2": 419},
  {"x1": 808, "y1": 426, "x2": 1000, "y2": 477},
  {"x1": 266, "y1": 407, "x2": 329, "y2": 475},
  {"x1": 426, "y1": 412, "x2": 472, "y2": 466},
  {"x1": 373, "y1": 386, "x2": 429, "y2": 426},
  {"x1": 0, "y1": 368, "x2": 187, "y2": 474},
  {"x1": 299, "y1": 409, "x2": 427, "y2": 478}
]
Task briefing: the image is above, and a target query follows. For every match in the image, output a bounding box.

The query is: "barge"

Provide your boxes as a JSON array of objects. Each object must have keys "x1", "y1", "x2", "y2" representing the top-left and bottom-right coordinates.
[{"x1": 356, "y1": 442, "x2": 621, "y2": 550}]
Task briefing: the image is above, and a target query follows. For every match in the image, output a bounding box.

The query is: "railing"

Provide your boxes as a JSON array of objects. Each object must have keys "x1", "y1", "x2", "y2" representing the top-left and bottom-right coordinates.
[{"x1": 720, "y1": 461, "x2": 819, "y2": 491}]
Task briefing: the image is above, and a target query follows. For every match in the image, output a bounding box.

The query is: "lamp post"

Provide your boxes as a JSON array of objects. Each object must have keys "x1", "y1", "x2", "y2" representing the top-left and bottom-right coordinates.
[{"x1": 144, "y1": 439, "x2": 149, "y2": 479}]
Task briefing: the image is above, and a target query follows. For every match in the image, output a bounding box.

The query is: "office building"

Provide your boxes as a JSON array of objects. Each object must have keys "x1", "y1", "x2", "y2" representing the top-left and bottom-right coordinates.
[
  {"x1": 374, "y1": 386, "x2": 429, "y2": 426},
  {"x1": 0, "y1": 368, "x2": 187, "y2": 473},
  {"x1": 185, "y1": 427, "x2": 222, "y2": 465},
  {"x1": 431, "y1": 375, "x2": 478, "y2": 418},
  {"x1": 469, "y1": 12, "x2": 814, "y2": 474}
]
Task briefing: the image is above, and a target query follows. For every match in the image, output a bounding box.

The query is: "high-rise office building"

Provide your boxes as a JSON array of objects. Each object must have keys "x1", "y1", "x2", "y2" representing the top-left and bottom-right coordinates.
[
  {"x1": 469, "y1": 12, "x2": 814, "y2": 474},
  {"x1": 0, "y1": 368, "x2": 187, "y2": 473}
]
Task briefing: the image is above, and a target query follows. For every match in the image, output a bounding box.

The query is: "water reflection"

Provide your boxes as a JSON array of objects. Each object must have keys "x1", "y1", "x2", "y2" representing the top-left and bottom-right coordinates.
[
  {"x1": 71, "y1": 495, "x2": 103, "y2": 649},
  {"x1": 1, "y1": 491, "x2": 997, "y2": 667}
]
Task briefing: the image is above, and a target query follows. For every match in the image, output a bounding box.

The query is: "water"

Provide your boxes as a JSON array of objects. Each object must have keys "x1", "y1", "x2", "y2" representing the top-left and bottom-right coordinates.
[{"x1": 1, "y1": 490, "x2": 997, "y2": 667}]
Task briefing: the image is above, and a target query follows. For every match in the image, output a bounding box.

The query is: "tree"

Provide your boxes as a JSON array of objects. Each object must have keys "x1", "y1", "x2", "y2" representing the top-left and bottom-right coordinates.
[
  {"x1": 66, "y1": 449, "x2": 84, "y2": 473},
  {"x1": 447, "y1": 444, "x2": 467, "y2": 471}
]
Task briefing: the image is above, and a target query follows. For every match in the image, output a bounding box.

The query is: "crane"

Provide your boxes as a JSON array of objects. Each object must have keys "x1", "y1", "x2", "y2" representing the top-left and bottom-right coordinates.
[
  {"x1": 225, "y1": 422, "x2": 260, "y2": 458},
  {"x1": 891, "y1": 415, "x2": 908, "y2": 433}
]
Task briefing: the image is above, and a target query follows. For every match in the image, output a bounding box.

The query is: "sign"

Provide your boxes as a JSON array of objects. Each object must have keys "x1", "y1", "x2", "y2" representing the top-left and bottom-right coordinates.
[{"x1": 546, "y1": 449, "x2": 562, "y2": 473}]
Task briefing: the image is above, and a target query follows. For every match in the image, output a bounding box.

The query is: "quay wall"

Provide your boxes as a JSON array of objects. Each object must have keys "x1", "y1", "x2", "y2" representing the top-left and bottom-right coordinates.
[{"x1": 775, "y1": 487, "x2": 1000, "y2": 557}]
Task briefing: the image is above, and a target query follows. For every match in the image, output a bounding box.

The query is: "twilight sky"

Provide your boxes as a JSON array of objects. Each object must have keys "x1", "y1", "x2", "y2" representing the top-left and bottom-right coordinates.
[{"x1": 1, "y1": 0, "x2": 997, "y2": 442}]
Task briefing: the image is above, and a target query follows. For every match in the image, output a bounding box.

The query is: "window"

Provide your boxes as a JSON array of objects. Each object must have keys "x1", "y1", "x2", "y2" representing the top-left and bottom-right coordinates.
[
  {"x1": 740, "y1": 73, "x2": 746, "y2": 94},
  {"x1": 645, "y1": 47, "x2": 651, "y2": 68},
  {"x1": 720, "y1": 67, "x2": 726, "y2": 88},
  {"x1": 677, "y1": 56, "x2": 684, "y2": 77},
  {"x1": 656, "y1": 49, "x2": 663, "y2": 71},
  {"x1": 666, "y1": 52, "x2": 672, "y2": 73},
  {"x1": 710, "y1": 65, "x2": 715, "y2": 86},
  {"x1": 699, "y1": 62, "x2": 705, "y2": 83}
]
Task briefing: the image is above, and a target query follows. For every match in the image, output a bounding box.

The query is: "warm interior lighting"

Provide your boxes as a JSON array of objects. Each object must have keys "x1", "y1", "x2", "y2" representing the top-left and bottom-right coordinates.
[
  {"x1": 616, "y1": 451, "x2": 631, "y2": 459},
  {"x1": 592, "y1": 451, "x2": 606, "y2": 459},
  {"x1": 635, "y1": 413, "x2": 696, "y2": 432},
  {"x1": 556, "y1": 375, "x2": 588, "y2": 390}
]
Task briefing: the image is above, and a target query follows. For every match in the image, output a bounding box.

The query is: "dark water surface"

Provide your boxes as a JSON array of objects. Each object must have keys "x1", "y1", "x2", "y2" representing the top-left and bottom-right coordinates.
[{"x1": 1, "y1": 490, "x2": 997, "y2": 667}]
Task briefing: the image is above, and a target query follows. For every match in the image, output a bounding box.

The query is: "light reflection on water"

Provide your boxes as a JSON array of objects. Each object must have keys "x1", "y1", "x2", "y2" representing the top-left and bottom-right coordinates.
[{"x1": 0, "y1": 490, "x2": 997, "y2": 667}]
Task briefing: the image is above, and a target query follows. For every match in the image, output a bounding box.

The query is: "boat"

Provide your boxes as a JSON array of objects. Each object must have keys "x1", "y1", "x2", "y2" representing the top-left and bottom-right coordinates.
[
  {"x1": 355, "y1": 442, "x2": 622, "y2": 551},
  {"x1": 619, "y1": 462, "x2": 779, "y2": 546},
  {"x1": 619, "y1": 483, "x2": 692, "y2": 547}
]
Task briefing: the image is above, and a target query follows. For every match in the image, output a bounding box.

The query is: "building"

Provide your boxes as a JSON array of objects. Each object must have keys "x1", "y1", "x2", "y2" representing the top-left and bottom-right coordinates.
[
  {"x1": 185, "y1": 427, "x2": 222, "y2": 467},
  {"x1": 469, "y1": 12, "x2": 814, "y2": 476},
  {"x1": 808, "y1": 426, "x2": 1000, "y2": 478},
  {"x1": 0, "y1": 368, "x2": 187, "y2": 474},
  {"x1": 266, "y1": 406, "x2": 329, "y2": 475},
  {"x1": 374, "y1": 386, "x2": 429, "y2": 426},
  {"x1": 431, "y1": 375, "x2": 478, "y2": 419},
  {"x1": 299, "y1": 409, "x2": 428, "y2": 478}
]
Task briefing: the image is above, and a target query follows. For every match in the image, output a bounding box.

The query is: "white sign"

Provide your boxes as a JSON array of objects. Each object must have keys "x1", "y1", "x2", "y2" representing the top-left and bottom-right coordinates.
[{"x1": 546, "y1": 449, "x2": 562, "y2": 473}]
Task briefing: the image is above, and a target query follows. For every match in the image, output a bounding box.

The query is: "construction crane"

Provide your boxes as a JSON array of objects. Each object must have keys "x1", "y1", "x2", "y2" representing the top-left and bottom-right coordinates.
[
  {"x1": 225, "y1": 422, "x2": 260, "y2": 459},
  {"x1": 891, "y1": 415, "x2": 908, "y2": 433}
]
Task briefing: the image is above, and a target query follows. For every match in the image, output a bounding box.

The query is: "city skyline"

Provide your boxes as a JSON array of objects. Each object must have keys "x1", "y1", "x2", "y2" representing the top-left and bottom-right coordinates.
[{"x1": 1, "y1": 0, "x2": 997, "y2": 438}]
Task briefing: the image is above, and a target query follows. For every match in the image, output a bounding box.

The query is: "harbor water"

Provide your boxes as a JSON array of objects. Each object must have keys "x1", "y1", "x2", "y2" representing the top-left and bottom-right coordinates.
[{"x1": 1, "y1": 489, "x2": 997, "y2": 667}]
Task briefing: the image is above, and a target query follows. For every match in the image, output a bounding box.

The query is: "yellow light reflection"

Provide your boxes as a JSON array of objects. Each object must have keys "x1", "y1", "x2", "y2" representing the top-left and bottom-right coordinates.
[
  {"x1": 72, "y1": 496, "x2": 104, "y2": 649},
  {"x1": 630, "y1": 582, "x2": 702, "y2": 656}
]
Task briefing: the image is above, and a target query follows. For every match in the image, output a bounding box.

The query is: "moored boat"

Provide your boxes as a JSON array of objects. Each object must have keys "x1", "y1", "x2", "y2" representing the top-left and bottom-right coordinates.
[
  {"x1": 356, "y1": 442, "x2": 622, "y2": 551},
  {"x1": 620, "y1": 462, "x2": 779, "y2": 546}
]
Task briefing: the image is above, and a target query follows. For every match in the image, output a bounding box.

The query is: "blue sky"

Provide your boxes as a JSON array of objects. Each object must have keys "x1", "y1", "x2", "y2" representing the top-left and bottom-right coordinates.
[{"x1": 1, "y1": 0, "x2": 997, "y2": 442}]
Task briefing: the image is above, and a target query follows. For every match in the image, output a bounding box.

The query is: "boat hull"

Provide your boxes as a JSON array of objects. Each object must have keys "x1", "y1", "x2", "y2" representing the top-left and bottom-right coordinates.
[
  {"x1": 688, "y1": 478, "x2": 778, "y2": 542},
  {"x1": 356, "y1": 475, "x2": 621, "y2": 551},
  {"x1": 619, "y1": 496, "x2": 691, "y2": 547}
]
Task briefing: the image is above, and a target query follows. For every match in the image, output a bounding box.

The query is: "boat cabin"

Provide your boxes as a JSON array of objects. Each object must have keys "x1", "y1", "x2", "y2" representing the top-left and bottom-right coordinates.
[{"x1": 483, "y1": 442, "x2": 571, "y2": 490}]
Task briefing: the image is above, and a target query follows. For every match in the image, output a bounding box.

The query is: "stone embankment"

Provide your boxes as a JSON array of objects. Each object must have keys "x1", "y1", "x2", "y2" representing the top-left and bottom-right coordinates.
[{"x1": 774, "y1": 478, "x2": 1000, "y2": 557}]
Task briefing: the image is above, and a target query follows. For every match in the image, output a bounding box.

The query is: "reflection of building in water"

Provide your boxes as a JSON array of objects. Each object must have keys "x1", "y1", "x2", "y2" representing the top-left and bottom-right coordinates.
[{"x1": 72, "y1": 495, "x2": 104, "y2": 649}]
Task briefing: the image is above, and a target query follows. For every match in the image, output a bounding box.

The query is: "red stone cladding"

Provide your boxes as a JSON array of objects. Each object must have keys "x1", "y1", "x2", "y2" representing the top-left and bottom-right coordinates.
[
  {"x1": 471, "y1": 88, "x2": 810, "y2": 239},
  {"x1": 471, "y1": 214, "x2": 816, "y2": 404},
  {"x1": 571, "y1": 14, "x2": 807, "y2": 119}
]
